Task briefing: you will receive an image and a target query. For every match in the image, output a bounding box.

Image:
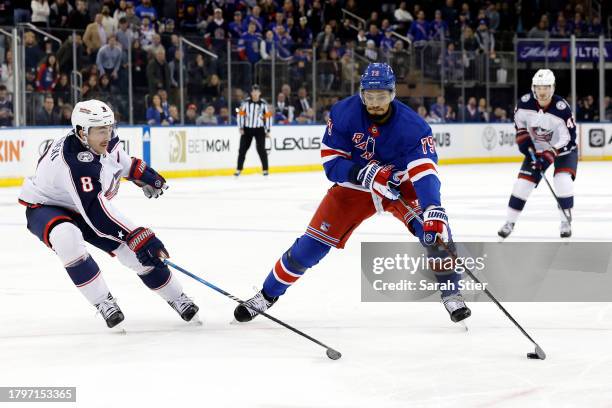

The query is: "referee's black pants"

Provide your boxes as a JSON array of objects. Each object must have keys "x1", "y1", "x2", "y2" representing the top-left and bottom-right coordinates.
[{"x1": 237, "y1": 127, "x2": 268, "y2": 171}]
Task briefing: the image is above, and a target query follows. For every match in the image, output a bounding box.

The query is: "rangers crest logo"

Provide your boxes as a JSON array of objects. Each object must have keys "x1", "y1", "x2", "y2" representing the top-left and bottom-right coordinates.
[
  {"x1": 368, "y1": 125, "x2": 380, "y2": 138},
  {"x1": 320, "y1": 221, "x2": 331, "y2": 232}
]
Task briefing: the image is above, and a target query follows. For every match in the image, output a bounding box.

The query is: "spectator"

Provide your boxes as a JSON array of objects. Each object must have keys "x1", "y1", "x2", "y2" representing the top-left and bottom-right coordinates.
[
  {"x1": 0, "y1": 50, "x2": 14, "y2": 94},
  {"x1": 364, "y1": 39, "x2": 378, "y2": 61},
  {"x1": 202, "y1": 74, "x2": 222, "y2": 102},
  {"x1": 260, "y1": 30, "x2": 275, "y2": 60},
  {"x1": 442, "y1": 42, "x2": 462, "y2": 80},
  {"x1": 570, "y1": 12, "x2": 586, "y2": 36},
  {"x1": 57, "y1": 34, "x2": 85, "y2": 73},
  {"x1": 81, "y1": 74, "x2": 100, "y2": 99},
  {"x1": 66, "y1": 0, "x2": 90, "y2": 30},
  {"x1": 96, "y1": 35, "x2": 122, "y2": 82},
  {"x1": 492, "y1": 107, "x2": 510, "y2": 122},
  {"x1": 366, "y1": 24, "x2": 382, "y2": 46},
  {"x1": 25, "y1": 32, "x2": 45, "y2": 72},
  {"x1": 408, "y1": 10, "x2": 429, "y2": 46},
  {"x1": 604, "y1": 96, "x2": 612, "y2": 121},
  {"x1": 587, "y1": 15, "x2": 603, "y2": 37},
  {"x1": 135, "y1": 0, "x2": 157, "y2": 22},
  {"x1": 462, "y1": 26, "x2": 479, "y2": 52},
  {"x1": 97, "y1": 74, "x2": 112, "y2": 98},
  {"x1": 116, "y1": 17, "x2": 135, "y2": 54},
  {"x1": 168, "y1": 104, "x2": 179, "y2": 125},
  {"x1": 146, "y1": 94, "x2": 166, "y2": 125},
  {"x1": 315, "y1": 24, "x2": 335, "y2": 56},
  {"x1": 243, "y1": 5, "x2": 264, "y2": 33},
  {"x1": 551, "y1": 13, "x2": 569, "y2": 38},
  {"x1": 83, "y1": 14, "x2": 107, "y2": 56},
  {"x1": 463, "y1": 96, "x2": 480, "y2": 122},
  {"x1": 185, "y1": 103, "x2": 198, "y2": 124},
  {"x1": 196, "y1": 105, "x2": 219, "y2": 125},
  {"x1": 275, "y1": 26, "x2": 294, "y2": 61},
  {"x1": 59, "y1": 103, "x2": 72, "y2": 125},
  {"x1": 295, "y1": 86, "x2": 312, "y2": 118},
  {"x1": 429, "y1": 10, "x2": 449, "y2": 41},
  {"x1": 139, "y1": 17, "x2": 156, "y2": 52},
  {"x1": 238, "y1": 22, "x2": 263, "y2": 64},
  {"x1": 229, "y1": 11, "x2": 244, "y2": 39},
  {"x1": 113, "y1": 0, "x2": 128, "y2": 22},
  {"x1": 188, "y1": 54, "x2": 208, "y2": 100},
  {"x1": 417, "y1": 105, "x2": 428, "y2": 121},
  {"x1": 430, "y1": 96, "x2": 451, "y2": 122},
  {"x1": 53, "y1": 73, "x2": 70, "y2": 105},
  {"x1": 35, "y1": 94, "x2": 60, "y2": 125},
  {"x1": 295, "y1": 107, "x2": 315, "y2": 123},
  {"x1": 380, "y1": 30, "x2": 395, "y2": 58},
  {"x1": 30, "y1": 0, "x2": 51, "y2": 28},
  {"x1": 50, "y1": 0, "x2": 73, "y2": 28},
  {"x1": 394, "y1": 2, "x2": 414, "y2": 25},
  {"x1": 336, "y1": 18, "x2": 353, "y2": 44},
  {"x1": 14, "y1": 0, "x2": 32, "y2": 23},
  {"x1": 36, "y1": 54, "x2": 59, "y2": 92},
  {"x1": 146, "y1": 48, "x2": 171, "y2": 96},
  {"x1": 340, "y1": 53, "x2": 359, "y2": 92},
  {"x1": 158, "y1": 89, "x2": 170, "y2": 117},
  {"x1": 25, "y1": 68, "x2": 37, "y2": 92},
  {"x1": 486, "y1": 3, "x2": 500, "y2": 32},
  {"x1": 275, "y1": 92, "x2": 294, "y2": 124},
  {"x1": 442, "y1": 0, "x2": 458, "y2": 28},
  {"x1": 294, "y1": 16, "x2": 313, "y2": 48},
  {"x1": 218, "y1": 106, "x2": 233, "y2": 125},
  {"x1": 205, "y1": 8, "x2": 228, "y2": 53},
  {"x1": 100, "y1": 6, "x2": 117, "y2": 37},
  {"x1": 577, "y1": 95, "x2": 596, "y2": 121},
  {"x1": 528, "y1": 15, "x2": 549, "y2": 38},
  {"x1": 131, "y1": 39, "x2": 147, "y2": 89},
  {"x1": 0, "y1": 85, "x2": 13, "y2": 126},
  {"x1": 124, "y1": 2, "x2": 140, "y2": 29},
  {"x1": 476, "y1": 19, "x2": 495, "y2": 59},
  {"x1": 168, "y1": 48, "x2": 182, "y2": 88},
  {"x1": 478, "y1": 97, "x2": 489, "y2": 122}
]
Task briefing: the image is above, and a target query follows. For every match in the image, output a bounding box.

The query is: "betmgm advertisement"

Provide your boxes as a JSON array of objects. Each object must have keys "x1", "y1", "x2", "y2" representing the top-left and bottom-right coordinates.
[{"x1": 150, "y1": 126, "x2": 323, "y2": 174}]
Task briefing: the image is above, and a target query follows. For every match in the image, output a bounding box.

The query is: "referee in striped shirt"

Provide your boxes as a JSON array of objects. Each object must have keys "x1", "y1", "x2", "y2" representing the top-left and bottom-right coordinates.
[{"x1": 235, "y1": 84, "x2": 273, "y2": 176}]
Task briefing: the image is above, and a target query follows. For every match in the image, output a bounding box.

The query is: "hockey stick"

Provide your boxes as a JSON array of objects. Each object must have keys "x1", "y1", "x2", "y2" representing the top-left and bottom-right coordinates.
[
  {"x1": 163, "y1": 259, "x2": 342, "y2": 360},
  {"x1": 398, "y1": 197, "x2": 547, "y2": 360},
  {"x1": 527, "y1": 148, "x2": 572, "y2": 224}
]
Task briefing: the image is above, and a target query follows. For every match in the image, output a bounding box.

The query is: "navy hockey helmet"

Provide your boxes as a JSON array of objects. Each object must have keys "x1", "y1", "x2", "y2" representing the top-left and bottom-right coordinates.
[{"x1": 359, "y1": 62, "x2": 396, "y2": 104}]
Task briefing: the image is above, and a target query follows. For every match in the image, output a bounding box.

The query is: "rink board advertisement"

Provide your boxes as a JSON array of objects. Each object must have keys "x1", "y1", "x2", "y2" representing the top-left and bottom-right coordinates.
[
  {"x1": 361, "y1": 242, "x2": 612, "y2": 302},
  {"x1": 2, "y1": 122, "x2": 610, "y2": 187},
  {"x1": 578, "y1": 123, "x2": 612, "y2": 160},
  {"x1": 148, "y1": 125, "x2": 323, "y2": 177}
]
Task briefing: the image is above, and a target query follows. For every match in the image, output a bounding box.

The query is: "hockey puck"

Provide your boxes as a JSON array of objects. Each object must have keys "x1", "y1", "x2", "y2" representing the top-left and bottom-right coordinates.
[{"x1": 326, "y1": 349, "x2": 342, "y2": 360}]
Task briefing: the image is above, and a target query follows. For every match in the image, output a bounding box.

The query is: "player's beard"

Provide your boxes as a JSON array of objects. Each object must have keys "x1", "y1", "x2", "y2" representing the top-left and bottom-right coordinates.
[{"x1": 366, "y1": 103, "x2": 393, "y2": 124}]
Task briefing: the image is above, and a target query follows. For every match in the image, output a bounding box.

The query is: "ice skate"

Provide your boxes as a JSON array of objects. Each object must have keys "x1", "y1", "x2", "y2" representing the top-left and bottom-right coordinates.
[
  {"x1": 442, "y1": 293, "x2": 471, "y2": 323},
  {"x1": 168, "y1": 293, "x2": 200, "y2": 322},
  {"x1": 497, "y1": 222, "x2": 514, "y2": 239},
  {"x1": 234, "y1": 290, "x2": 278, "y2": 322},
  {"x1": 95, "y1": 293, "x2": 125, "y2": 329}
]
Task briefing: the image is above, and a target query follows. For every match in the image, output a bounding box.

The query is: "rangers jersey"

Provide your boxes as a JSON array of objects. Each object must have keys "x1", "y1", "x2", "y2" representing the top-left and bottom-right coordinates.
[
  {"x1": 514, "y1": 93, "x2": 577, "y2": 155},
  {"x1": 19, "y1": 132, "x2": 136, "y2": 243},
  {"x1": 321, "y1": 95, "x2": 440, "y2": 209}
]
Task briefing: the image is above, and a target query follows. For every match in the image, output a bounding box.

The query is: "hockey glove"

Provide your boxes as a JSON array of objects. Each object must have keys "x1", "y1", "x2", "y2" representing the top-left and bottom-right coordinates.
[
  {"x1": 534, "y1": 148, "x2": 557, "y2": 171},
  {"x1": 126, "y1": 227, "x2": 169, "y2": 267},
  {"x1": 422, "y1": 206, "x2": 450, "y2": 246},
  {"x1": 129, "y1": 158, "x2": 168, "y2": 199},
  {"x1": 516, "y1": 129, "x2": 534, "y2": 157},
  {"x1": 356, "y1": 162, "x2": 401, "y2": 200}
]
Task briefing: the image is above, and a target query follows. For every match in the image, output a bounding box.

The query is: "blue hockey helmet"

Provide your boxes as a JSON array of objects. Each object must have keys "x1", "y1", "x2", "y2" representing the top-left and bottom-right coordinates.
[{"x1": 359, "y1": 63, "x2": 396, "y2": 104}]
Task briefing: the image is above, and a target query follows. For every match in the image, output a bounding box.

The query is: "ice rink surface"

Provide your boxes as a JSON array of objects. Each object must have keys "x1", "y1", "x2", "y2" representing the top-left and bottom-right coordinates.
[{"x1": 1, "y1": 162, "x2": 612, "y2": 407}]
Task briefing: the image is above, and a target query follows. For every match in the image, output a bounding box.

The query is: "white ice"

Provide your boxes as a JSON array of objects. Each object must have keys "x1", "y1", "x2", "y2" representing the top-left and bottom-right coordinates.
[{"x1": 1, "y1": 162, "x2": 611, "y2": 407}]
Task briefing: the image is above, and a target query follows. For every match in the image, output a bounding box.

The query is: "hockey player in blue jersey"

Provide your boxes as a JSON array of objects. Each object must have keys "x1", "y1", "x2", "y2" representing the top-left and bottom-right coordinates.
[
  {"x1": 19, "y1": 100, "x2": 199, "y2": 328},
  {"x1": 498, "y1": 69, "x2": 577, "y2": 238},
  {"x1": 234, "y1": 63, "x2": 471, "y2": 323}
]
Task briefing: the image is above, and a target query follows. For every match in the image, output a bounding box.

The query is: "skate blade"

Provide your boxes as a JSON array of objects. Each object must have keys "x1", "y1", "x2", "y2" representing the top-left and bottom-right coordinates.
[
  {"x1": 229, "y1": 318, "x2": 240, "y2": 325},
  {"x1": 458, "y1": 321, "x2": 468, "y2": 331},
  {"x1": 189, "y1": 315, "x2": 203, "y2": 326},
  {"x1": 112, "y1": 324, "x2": 127, "y2": 335}
]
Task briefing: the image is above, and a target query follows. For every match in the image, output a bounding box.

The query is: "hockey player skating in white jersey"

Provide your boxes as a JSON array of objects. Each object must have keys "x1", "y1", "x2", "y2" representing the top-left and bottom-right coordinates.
[
  {"x1": 19, "y1": 99, "x2": 199, "y2": 328},
  {"x1": 498, "y1": 69, "x2": 577, "y2": 239}
]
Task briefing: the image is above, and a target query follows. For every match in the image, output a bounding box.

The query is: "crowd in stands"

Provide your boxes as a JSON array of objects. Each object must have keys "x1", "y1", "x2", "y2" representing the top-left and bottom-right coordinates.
[{"x1": 0, "y1": 0, "x2": 609, "y2": 126}]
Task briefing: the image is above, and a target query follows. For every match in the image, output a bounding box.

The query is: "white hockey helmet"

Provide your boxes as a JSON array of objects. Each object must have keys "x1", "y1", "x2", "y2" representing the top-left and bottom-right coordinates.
[
  {"x1": 71, "y1": 99, "x2": 115, "y2": 145},
  {"x1": 531, "y1": 69, "x2": 555, "y2": 101}
]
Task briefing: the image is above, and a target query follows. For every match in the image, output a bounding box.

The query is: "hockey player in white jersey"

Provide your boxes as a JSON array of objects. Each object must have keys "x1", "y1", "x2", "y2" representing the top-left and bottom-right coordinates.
[
  {"x1": 498, "y1": 69, "x2": 577, "y2": 239},
  {"x1": 19, "y1": 99, "x2": 199, "y2": 328}
]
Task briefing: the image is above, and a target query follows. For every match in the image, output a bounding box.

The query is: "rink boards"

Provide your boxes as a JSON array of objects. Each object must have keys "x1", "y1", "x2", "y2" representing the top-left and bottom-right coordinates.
[{"x1": 1, "y1": 122, "x2": 611, "y2": 187}]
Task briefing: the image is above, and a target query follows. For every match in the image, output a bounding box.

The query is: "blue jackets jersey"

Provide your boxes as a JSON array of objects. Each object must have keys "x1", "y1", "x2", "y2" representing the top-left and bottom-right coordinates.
[
  {"x1": 321, "y1": 95, "x2": 441, "y2": 209},
  {"x1": 514, "y1": 93, "x2": 576, "y2": 154}
]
